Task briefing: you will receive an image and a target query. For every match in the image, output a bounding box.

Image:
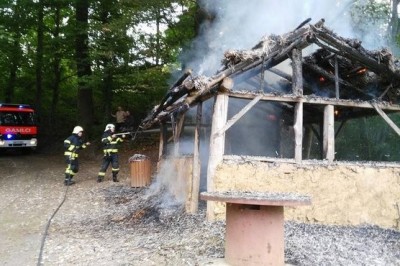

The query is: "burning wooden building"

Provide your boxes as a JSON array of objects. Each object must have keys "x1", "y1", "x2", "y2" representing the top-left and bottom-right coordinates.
[{"x1": 140, "y1": 19, "x2": 400, "y2": 229}]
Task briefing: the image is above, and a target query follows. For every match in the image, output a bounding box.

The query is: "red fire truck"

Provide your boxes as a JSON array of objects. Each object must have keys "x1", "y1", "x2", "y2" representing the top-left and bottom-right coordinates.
[{"x1": 0, "y1": 103, "x2": 38, "y2": 150}]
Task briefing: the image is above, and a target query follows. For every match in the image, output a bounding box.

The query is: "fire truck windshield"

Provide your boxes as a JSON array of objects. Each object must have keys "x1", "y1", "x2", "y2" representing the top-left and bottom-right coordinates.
[{"x1": 0, "y1": 112, "x2": 36, "y2": 126}]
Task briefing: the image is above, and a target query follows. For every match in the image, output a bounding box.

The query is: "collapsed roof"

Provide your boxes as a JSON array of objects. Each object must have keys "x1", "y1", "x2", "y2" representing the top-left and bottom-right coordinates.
[{"x1": 141, "y1": 18, "x2": 400, "y2": 129}]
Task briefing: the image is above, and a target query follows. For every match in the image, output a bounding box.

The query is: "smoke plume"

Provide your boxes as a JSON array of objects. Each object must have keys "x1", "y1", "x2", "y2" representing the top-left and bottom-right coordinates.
[{"x1": 182, "y1": 0, "x2": 372, "y2": 76}]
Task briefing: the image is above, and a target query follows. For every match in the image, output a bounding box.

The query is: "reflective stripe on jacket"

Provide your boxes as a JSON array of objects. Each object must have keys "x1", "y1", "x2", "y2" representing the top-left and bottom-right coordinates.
[
  {"x1": 101, "y1": 130, "x2": 123, "y2": 155},
  {"x1": 64, "y1": 134, "x2": 86, "y2": 158}
]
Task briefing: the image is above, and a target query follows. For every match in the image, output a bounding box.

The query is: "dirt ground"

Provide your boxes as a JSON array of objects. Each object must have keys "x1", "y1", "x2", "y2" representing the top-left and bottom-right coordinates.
[
  {"x1": 0, "y1": 136, "x2": 399, "y2": 266},
  {"x1": 0, "y1": 137, "x2": 226, "y2": 266}
]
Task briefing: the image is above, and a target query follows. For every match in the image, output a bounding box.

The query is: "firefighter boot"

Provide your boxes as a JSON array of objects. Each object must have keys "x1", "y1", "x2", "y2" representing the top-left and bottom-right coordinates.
[
  {"x1": 112, "y1": 174, "x2": 119, "y2": 182},
  {"x1": 64, "y1": 174, "x2": 69, "y2": 185},
  {"x1": 97, "y1": 176, "x2": 103, "y2": 183},
  {"x1": 68, "y1": 176, "x2": 75, "y2": 185},
  {"x1": 65, "y1": 174, "x2": 75, "y2": 186}
]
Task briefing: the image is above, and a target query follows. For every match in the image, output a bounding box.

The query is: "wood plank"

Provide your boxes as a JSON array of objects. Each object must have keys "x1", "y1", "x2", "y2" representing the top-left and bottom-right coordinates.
[
  {"x1": 227, "y1": 92, "x2": 400, "y2": 111},
  {"x1": 215, "y1": 94, "x2": 263, "y2": 136},
  {"x1": 371, "y1": 102, "x2": 400, "y2": 137}
]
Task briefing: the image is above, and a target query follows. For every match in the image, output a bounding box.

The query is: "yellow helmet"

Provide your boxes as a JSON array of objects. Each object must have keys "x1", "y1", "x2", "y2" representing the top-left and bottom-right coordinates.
[{"x1": 72, "y1": 126, "x2": 84, "y2": 134}]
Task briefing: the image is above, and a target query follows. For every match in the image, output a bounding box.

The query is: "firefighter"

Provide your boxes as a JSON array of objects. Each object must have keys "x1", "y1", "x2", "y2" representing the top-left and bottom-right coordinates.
[
  {"x1": 63, "y1": 126, "x2": 91, "y2": 185},
  {"x1": 97, "y1": 124, "x2": 125, "y2": 182}
]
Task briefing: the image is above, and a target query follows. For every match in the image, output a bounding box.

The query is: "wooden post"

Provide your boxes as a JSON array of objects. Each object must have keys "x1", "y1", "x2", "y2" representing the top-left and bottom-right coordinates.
[
  {"x1": 335, "y1": 55, "x2": 340, "y2": 99},
  {"x1": 303, "y1": 125, "x2": 314, "y2": 159},
  {"x1": 294, "y1": 101, "x2": 303, "y2": 162},
  {"x1": 188, "y1": 103, "x2": 202, "y2": 214},
  {"x1": 291, "y1": 48, "x2": 303, "y2": 96},
  {"x1": 157, "y1": 123, "x2": 168, "y2": 171},
  {"x1": 292, "y1": 48, "x2": 303, "y2": 162},
  {"x1": 206, "y1": 93, "x2": 228, "y2": 220},
  {"x1": 173, "y1": 114, "x2": 185, "y2": 156},
  {"x1": 323, "y1": 105, "x2": 335, "y2": 162}
]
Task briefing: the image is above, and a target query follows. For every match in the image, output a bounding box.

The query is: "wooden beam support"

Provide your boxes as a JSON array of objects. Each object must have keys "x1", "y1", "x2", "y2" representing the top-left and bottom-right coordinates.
[
  {"x1": 323, "y1": 105, "x2": 335, "y2": 162},
  {"x1": 291, "y1": 48, "x2": 303, "y2": 96},
  {"x1": 294, "y1": 101, "x2": 303, "y2": 162},
  {"x1": 314, "y1": 26, "x2": 400, "y2": 79},
  {"x1": 173, "y1": 114, "x2": 185, "y2": 156},
  {"x1": 158, "y1": 123, "x2": 168, "y2": 171},
  {"x1": 303, "y1": 125, "x2": 314, "y2": 159},
  {"x1": 207, "y1": 93, "x2": 229, "y2": 220},
  {"x1": 215, "y1": 94, "x2": 263, "y2": 136},
  {"x1": 371, "y1": 102, "x2": 400, "y2": 137},
  {"x1": 227, "y1": 92, "x2": 400, "y2": 111},
  {"x1": 188, "y1": 103, "x2": 203, "y2": 214},
  {"x1": 334, "y1": 55, "x2": 340, "y2": 99}
]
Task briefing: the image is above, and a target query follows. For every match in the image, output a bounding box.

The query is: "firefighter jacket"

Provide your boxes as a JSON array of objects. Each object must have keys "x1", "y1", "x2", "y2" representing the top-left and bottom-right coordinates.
[
  {"x1": 64, "y1": 134, "x2": 87, "y2": 159},
  {"x1": 101, "y1": 130, "x2": 124, "y2": 156}
]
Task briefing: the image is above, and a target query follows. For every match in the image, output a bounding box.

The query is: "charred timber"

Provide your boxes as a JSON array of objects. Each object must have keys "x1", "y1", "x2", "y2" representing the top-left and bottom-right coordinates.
[
  {"x1": 140, "y1": 18, "x2": 400, "y2": 130},
  {"x1": 145, "y1": 20, "x2": 323, "y2": 128},
  {"x1": 147, "y1": 70, "x2": 193, "y2": 122},
  {"x1": 312, "y1": 25, "x2": 400, "y2": 80},
  {"x1": 302, "y1": 61, "x2": 367, "y2": 96}
]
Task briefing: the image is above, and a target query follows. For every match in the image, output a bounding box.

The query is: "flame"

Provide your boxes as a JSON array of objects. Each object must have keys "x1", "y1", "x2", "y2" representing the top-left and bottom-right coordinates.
[
  {"x1": 356, "y1": 68, "x2": 367, "y2": 74},
  {"x1": 319, "y1": 76, "x2": 325, "y2": 82}
]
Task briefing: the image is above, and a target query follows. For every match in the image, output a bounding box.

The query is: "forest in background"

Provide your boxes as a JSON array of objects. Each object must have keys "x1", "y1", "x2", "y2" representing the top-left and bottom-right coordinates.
[
  {"x1": 1, "y1": 0, "x2": 400, "y2": 155},
  {"x1": 0, "y1": 0, "x2": 201, "y2": 142}
]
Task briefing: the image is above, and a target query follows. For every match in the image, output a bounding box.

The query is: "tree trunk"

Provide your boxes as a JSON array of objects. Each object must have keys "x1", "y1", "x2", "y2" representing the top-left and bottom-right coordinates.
[
  {"x1": 98, "y1": 3, "x2": 114, "y2": 125},
  {"x1": 5, "y1": 2, "x2": 22, "y2": 103},
  {"x1": 50, "y1": 3, "x2": 62, "y2": 130},
  {"x1": 389, "y1": 0, "x2": 400, "y2": 52},
  {"x1": 75, "y1": 0, "x2": 94, "y2": 134},
  {"x1": 102, "y1": 66, "x2": 113, "y2": 125},
  {"x1": 5, "y1": 40, "x2": 18, "y2": 103},
  {"x1": 35, "y1": 0, "x2": 44, "y2": 117}
]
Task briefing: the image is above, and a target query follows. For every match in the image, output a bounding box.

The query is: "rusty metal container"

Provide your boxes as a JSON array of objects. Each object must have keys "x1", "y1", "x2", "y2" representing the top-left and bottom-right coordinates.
[{"x1": 129, "y1": 154, "x2": 151, "y2": 187}]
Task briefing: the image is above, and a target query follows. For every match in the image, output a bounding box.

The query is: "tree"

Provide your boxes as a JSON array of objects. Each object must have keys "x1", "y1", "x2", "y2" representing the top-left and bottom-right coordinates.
[
  {"x1": 0, "y1": 0, "x2": 201, "y2": 140},
  {"x1": 35, "y1": 0, "x2": 44, "y2": 116},
  {"x1": 1, "y1": 0, "x2": 26, "y2": 102},
  {"x1": 75, "y1": 0, "x2": 94, "y2": 134}
]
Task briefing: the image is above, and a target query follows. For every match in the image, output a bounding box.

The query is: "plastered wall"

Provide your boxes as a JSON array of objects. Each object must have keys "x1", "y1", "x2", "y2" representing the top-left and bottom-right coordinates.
[{"x1": 211, "y1": 158, "x2": 400, "y2": 229}]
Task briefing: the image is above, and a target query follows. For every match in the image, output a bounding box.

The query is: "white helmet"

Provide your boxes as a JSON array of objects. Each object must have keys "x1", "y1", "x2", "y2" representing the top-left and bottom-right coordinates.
[
  {"x1": 105, "y1": 124, "x2": 115, "y2": 131},
  {"x1": 72, "y1": 126, "x2": 84, "y2": 134}
]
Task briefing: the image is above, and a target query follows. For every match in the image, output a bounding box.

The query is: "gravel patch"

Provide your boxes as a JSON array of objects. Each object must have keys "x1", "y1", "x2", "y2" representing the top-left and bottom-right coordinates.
[{"x1": 42, "y1": 184, "x2": 400, "y2": 265}]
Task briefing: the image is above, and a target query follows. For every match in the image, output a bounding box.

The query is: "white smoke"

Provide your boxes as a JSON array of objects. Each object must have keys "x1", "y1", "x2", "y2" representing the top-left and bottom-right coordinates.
[
  {"x1": 146, "y1": 158, "x2": 186, "y2": 207},
  {"x1": 182, "y1": 0, "x2": 378, "y2": 76},
  {"x1": 146, "y1": 139, "x2": 200, "y2": 207}
]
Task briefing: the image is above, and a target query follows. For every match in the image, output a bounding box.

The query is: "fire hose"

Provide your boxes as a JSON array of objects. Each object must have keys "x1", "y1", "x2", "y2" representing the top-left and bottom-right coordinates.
[
  {"x1": 112, "y1": 127, "x2": 142, "y2": 142},
  {"x1": 37, "y1": 152, "x2": 75, "y2": 266},
  {"x1": 37, "y1": 126, "x2": 144, "y2": 265},
  {"x1": 37, "y1": 184, "x2": 69, "y2": 266}
]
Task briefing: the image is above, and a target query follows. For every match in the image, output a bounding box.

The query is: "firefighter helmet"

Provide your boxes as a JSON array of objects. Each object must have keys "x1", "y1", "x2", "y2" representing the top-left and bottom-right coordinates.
[
  {"x1": 105, "y1": 124, "x2": 115, "y2": 131},
  {"x1": 72, "y1": 126, "x2": 84, "y2": 134}
]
